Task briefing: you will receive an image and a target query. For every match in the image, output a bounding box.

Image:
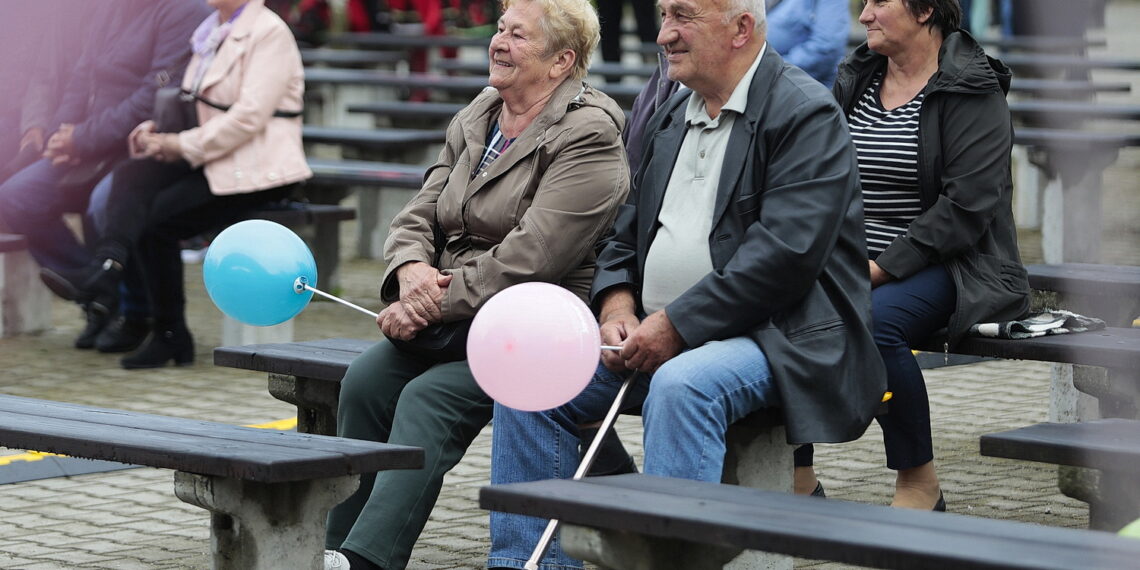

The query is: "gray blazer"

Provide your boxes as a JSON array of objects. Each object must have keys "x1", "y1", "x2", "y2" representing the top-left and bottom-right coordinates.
[{"x1": 592, "y1": 46, "x2": 886, "y2": 444}]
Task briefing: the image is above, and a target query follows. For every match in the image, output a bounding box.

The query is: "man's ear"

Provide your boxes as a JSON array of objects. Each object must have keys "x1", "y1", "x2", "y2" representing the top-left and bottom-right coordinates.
[{"x1": 733, "y1": 12, "x2": 757, "y2": 49}]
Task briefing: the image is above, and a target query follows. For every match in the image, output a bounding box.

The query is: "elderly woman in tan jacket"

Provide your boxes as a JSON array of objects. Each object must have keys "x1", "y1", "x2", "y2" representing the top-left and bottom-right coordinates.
[
  {"x1": 322, "y1": 1, "x2": 629, "y2": 569},
  {"x1": 46, "y1": 0, "x2": 309, "y2": 369}
]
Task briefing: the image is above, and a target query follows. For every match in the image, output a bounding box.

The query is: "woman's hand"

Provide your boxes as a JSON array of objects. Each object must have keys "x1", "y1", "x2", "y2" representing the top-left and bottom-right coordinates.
[
  {"x1": 395, "y1": 261, "x2": 453, "y2": 324},
  {"x1": 128, "y1": 121, "x2": 157, "y2": 158},
  {"x1": 150, "y1": 133, "x2": 184, "y2": 162},
  {"x1": 869, "y1": 260, "x2": 893, "y2": 288},
  {"x1": 377, "y1": 301, "x2": 429, "y2": 340}
]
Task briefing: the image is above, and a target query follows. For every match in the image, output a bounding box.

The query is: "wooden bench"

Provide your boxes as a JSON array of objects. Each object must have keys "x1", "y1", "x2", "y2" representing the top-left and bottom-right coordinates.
[
  {"x1": 306, "y1": 158, "x2": 427, "y2": 260},
  {"x1": 0, "y1": 233, "x2": 52, "y2": 337},
  {"x1": 213, "y1": 338, "x2": 799, "y2": 567},
  {"x1": 982, "y1": 418, "x2": 1140, "y2": 531},
  {"x1": 479, "y1": 473, "x2": 1140, "y2": 570},
  {"x1": 0, "y1": 394, "x2": 422, "y2": 570}
]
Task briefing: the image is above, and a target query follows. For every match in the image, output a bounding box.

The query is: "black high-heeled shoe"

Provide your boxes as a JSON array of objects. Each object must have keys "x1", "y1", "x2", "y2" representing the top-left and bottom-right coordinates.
[
  {"x1": 933, "y1": 491, "x2": 946, "y2": 512},
  {"x1": 80, "y1": 258, "x2": 123, "y2": 315},
  {"x1": 120, "y1": 324, "x2": 194, "y2": 369}
]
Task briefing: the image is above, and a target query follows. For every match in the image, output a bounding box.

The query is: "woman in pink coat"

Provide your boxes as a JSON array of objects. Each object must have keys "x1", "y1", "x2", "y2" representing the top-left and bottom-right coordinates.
[{"x1": 44, "y1": 0, "x2": 311, "y2": 369}]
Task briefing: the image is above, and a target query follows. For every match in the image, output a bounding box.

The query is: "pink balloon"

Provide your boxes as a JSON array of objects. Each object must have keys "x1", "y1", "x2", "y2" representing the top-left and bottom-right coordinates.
[{"x1": 467, "y1": 282, "x2": 601, "y2": 411}]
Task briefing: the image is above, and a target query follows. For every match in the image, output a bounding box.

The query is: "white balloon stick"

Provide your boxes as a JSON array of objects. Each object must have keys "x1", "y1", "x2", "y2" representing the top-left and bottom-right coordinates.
[
  {"x1": 303, "y1": 284, "x2": 379, "y2": 318},
  {"x1": 524, "y1": 371, "x2": 638, "y2": 569},
  {"x1": 601, "y1": 345, "x2": 621, "y2": 351}
]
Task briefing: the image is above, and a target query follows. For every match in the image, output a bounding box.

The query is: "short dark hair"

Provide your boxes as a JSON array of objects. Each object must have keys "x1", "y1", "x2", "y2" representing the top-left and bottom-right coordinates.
[{"x1": 905, "y1": 0, "x2": 962, "y2": 36}]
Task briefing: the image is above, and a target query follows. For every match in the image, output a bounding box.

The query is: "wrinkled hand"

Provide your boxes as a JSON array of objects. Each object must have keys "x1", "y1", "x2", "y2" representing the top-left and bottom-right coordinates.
[
  {"x1": 599, "y1": 309, "x2": 640, "y2": 372},
  {"x1": 19, "y1": 128, "x2": 45, "y2": 154},
  {"x1": 44, "y1": 124, "x2": 79, "y2": 165},
  {"x1": 868, "y1": 260, "x2": 893, "y2": 289},
  {"x1": 395, "y1": 261, "x2": 452, "y2": 324},
  {"x1": 619, "y1": 310, "x2": 685, "y2": 374},
  {"x1": 377, "y1": 301, "x2": 428, "y2": 340}
]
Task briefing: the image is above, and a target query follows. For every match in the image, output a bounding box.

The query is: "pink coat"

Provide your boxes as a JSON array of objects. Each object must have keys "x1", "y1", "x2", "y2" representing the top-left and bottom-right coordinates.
[{"x1": 177, "y1": 0, "x2": 311, "y2": 195}]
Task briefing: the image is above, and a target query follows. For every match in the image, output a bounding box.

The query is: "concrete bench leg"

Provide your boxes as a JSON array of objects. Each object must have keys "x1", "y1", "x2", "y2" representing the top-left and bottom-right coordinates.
[
  {"x1": 222, "y1": 316, "x2": 294, "y2": 347},
  {"x1": 561, "y1": 416, "x2": 793, "y2": 570},
  {"x1": 722, "y1": 417, "x2": 793, "y2": 570},
  {"x1": 268, "y1": 373, "x2": 340, "y2": 436},
  {"x1": 174, "y1": 471, "x2": 359, "y2": 570},
  {"x1": 0, "y1": 247, "x2": 52, "y2": 337},
  {"x1": 1051, "y1": 364, "x2": 1140, "y2": 530},
  {"x1": 356, "y1": 187, "x2": 417, "y2": 260}
]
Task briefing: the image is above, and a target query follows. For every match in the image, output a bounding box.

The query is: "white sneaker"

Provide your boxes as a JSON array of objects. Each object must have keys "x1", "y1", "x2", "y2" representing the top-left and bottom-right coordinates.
[{"x1": 324, "y1": 550, "x2": 351, "y2": 570}]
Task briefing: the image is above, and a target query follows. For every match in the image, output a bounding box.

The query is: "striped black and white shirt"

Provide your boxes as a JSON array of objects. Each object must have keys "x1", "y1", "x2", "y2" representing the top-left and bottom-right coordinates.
[{"x1": 848, "y1": 73, "x2": 925, "y2": 259}]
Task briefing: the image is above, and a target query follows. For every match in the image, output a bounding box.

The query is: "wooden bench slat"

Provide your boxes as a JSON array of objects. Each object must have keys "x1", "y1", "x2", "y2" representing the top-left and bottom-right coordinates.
[
  {"x1": 480, "y1": 474, "x2": 1140, "y2": 570},
  {"x1": 981, "y1": 418, "x2": 1140, "y2": 473},
  {"x1": 1026, "y1": 263, "x2": 1140, "y2": 297},
  {"x1": 923, "y1": 327, "x2": 1140, "y2": 373},
  {"x1": 213, "y1": 338, "x2": 370, "y2": 381},
  {"x1": 303, "y1": 125, "x2": 447, "y2": 149},
  {"x1": 0, "y1": 395, "x2": 421, "y2": 483},
  {"x1": 307, "y1": 158, "x2": 426, "y2": 189},
  {"x1": 0, "y1": 234, "x2": 27, "y2": 253}
]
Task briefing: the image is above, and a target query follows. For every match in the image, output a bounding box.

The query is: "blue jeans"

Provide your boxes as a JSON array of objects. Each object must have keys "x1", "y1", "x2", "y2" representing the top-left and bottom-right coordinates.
[
  {"x1": 488, "y1": 337, "x2": 778, "y2": 570},
  {"x1": 0, "y1": 158, "x2": 94, "y2": 273}
]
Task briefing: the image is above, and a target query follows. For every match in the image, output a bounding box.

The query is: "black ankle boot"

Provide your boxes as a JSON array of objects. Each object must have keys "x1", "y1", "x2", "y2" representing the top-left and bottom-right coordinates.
[
  {"x1": 96, "y1": 315, "x2": 151, "y2": 353},
  {"x1": 121, "y1": 323, "x2": 194, "y2": 369},
  {"x1": 74, "y1": 306, "x2": 110, "y2": 349},
  {"x1": 579, "y1": 425, "x2": 638, "y2": 476},
  {"x1": 80, "y1": 258, "x2": 123, "y2": 315}
]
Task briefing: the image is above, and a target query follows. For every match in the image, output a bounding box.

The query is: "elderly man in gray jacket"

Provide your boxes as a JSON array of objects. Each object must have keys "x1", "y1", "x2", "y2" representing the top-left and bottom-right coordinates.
[{"x1": 487, "y1": 0, "x2": 886, "y2": 568}]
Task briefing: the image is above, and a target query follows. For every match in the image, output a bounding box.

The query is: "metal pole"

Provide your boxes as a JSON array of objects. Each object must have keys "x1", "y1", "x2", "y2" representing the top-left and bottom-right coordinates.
[{"x1": 524, "y1": 371, "x2": 638, "y2": 569}]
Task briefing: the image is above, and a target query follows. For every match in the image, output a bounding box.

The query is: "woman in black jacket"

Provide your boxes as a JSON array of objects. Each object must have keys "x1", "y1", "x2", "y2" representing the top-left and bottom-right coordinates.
[{"x1": 810, "y1": 0, "x2": 1030, "y2": 511}]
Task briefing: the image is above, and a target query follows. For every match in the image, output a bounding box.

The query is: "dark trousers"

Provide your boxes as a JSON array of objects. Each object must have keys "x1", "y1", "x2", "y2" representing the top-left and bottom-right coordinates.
[
  {"x1": 327, "y1": 340, "x2": 493, "y2": 570},
  {"x1": 872, "y1": 264, "x2": 956, "y2": 470},
  {"x1": 598, "y1": 0, "x2": 658, "y2": 62},
  {"x1": 797, "y1": 264, "x2": 955, "y2": 472},
  {"x1": 102, "y1": 158, "x2": 290, "y2": 323}
]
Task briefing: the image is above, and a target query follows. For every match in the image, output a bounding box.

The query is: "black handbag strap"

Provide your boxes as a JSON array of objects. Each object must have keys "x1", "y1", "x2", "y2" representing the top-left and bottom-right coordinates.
[{"x1": 180, "y1": 88, "x2": 302, "y2": 118}]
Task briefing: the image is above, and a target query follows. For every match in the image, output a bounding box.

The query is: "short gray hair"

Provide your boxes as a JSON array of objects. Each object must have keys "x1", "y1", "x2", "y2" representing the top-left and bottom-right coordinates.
[
  {"x1": 725, "y1": 0, "x2": 766, "y2": 31},
  {"x1": 501, "y1": 0, "x2": 599, "y2": 81}
]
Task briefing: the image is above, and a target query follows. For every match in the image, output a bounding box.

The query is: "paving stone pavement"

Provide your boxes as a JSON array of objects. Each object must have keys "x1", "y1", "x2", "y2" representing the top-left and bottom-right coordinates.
[{"x1": 2, "y1": 2, "x2": 1140, "y2": 568}]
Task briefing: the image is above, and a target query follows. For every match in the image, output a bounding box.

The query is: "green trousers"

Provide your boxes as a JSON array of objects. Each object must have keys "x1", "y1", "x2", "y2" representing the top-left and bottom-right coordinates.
[{"x1": 325, "y1": 340, "x2": 493, "y2": 569}]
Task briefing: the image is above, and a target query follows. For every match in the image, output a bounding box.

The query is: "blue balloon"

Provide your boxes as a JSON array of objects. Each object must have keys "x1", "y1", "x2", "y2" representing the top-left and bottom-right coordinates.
[{"x1": 203, "y1": 220, "x2": 317, "y2": 326}]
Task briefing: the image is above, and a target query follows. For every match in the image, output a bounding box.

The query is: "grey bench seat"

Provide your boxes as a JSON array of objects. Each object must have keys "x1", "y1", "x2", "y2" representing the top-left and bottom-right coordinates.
[
  {"x1": 479, "y1": 473, "x2": 1140, "y2": 570},
  {"x1": 0, "y1": 394, "x2": 422, "y2": 570}
]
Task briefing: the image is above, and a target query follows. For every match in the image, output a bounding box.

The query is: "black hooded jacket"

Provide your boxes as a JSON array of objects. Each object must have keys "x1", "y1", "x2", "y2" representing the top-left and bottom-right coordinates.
[{"x1": 833, "y1": 30, "x2": 1031, "y2": 344}]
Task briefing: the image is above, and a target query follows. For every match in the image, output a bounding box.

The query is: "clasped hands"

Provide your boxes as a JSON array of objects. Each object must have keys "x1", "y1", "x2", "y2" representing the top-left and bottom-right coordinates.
[
  {"x1": 127, "y1": 120, "x2": 184, "y2": 162},
  {"x1": 379, "y1": 261, "x2": 453, "y2": 340},
  {"x1": 42, "y1": 124, "x2": 79, "y2": 166},
  {"x1": 598, "y1": 290, "x2": 685, "y2": 374}
]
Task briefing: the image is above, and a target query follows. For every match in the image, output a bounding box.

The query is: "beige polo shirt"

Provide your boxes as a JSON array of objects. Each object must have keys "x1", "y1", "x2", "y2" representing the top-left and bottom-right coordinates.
[{"x1": 641, "y1": 46, "x2": 766, "y2": 315}]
